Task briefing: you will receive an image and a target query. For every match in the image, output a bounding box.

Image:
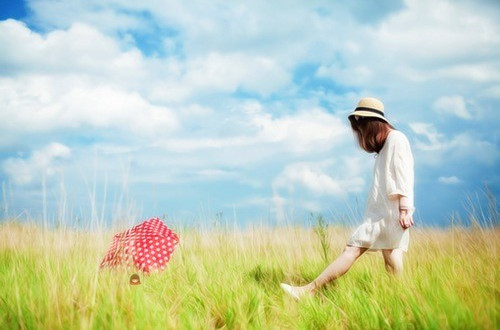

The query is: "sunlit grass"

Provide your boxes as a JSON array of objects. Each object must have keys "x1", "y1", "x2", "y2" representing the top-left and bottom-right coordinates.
[{"x1": 0, "y1": 221, "x2": 498, "y2": 329}]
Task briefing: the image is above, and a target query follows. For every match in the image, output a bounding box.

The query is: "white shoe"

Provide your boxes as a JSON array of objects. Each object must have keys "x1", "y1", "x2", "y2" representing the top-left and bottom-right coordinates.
[{"x1": 280, "y1": 283, "x2": 300, "y2": 300}]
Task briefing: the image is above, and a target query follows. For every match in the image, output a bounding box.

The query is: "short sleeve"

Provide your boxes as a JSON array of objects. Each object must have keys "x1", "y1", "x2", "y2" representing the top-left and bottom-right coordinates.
[{"x1": 386, "y1": 131, "x2": 415, "y2": 209}]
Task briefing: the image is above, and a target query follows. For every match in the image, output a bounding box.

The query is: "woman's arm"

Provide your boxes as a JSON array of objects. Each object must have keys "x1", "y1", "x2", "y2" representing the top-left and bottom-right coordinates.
[
  {"x1": 386, "y1": 132, "x2": 415, "y2": 230},
  {"x1": 398, "y1": 195, "x2": 414, "y2": 229}
]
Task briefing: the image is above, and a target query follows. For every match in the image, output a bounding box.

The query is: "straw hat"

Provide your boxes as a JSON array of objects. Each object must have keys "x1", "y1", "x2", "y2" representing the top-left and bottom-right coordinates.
[{"x1": 348, "y1": 97, "x2": 390, "y2": 124}]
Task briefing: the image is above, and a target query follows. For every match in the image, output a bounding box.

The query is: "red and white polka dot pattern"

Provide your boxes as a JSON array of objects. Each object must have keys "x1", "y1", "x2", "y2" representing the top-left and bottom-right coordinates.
[{"x1": 100, "y1": 217, "x2": 179, "y2": 273}]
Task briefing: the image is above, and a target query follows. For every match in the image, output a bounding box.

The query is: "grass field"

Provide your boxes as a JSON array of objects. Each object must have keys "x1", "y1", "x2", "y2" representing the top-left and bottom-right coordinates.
[{"x1": 0, "y1": 220, "x2": 498, "y2": 329}]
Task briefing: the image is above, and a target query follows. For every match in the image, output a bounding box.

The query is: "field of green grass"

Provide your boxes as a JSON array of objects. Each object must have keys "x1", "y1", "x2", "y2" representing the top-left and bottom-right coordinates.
[{"x1": 0, "y1": 221, "x2": 498, "y2": 329}]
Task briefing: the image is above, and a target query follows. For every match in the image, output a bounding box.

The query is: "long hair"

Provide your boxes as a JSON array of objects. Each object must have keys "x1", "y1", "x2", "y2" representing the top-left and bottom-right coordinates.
[{"x1": 349, "y1": 116, "x2": 395, "y2": 153}]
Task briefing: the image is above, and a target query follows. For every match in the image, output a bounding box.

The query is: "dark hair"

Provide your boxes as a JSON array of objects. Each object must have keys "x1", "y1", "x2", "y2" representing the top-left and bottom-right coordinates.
[{"x1": 349, "y1": 116, "x2": 395, "y2": 153}]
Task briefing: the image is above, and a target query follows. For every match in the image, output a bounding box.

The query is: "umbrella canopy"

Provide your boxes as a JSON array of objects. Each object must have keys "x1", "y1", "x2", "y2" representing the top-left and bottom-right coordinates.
[{"x1": 100, "y1": 217, "x2": 179, "y2": 273}]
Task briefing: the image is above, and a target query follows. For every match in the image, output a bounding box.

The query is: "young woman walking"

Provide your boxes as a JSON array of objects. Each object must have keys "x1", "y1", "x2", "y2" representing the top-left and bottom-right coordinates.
[{"x1": 280, "y1": 97, "x2": 415, "y2": 299}]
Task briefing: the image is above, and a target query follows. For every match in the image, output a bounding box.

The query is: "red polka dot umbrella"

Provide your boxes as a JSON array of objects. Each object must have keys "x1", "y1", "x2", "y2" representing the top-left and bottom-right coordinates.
[{"x1": 100, "y1": 217, "x2": 179, "y2": 274}]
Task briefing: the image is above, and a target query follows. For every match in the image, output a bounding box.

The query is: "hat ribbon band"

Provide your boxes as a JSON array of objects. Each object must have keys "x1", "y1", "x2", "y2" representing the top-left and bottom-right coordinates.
[{"x1": 355, "y1": 107, "x2": 384, "y2": 117}]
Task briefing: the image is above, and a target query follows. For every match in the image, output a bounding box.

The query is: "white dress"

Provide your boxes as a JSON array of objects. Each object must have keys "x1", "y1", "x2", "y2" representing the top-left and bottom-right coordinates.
[{"x1": 347, "y1": 130, "x2": 415, "y2": 252}]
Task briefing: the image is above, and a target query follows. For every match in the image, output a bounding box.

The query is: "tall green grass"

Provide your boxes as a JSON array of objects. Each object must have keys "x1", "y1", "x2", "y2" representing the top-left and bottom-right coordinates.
[{"x1": 0, "y1": 220, "x2": 498, "y2": 329}]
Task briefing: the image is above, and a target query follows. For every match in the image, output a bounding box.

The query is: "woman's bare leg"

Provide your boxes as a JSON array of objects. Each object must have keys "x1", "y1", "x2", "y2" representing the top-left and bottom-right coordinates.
[
  {"x1": 281, "y1": 245, "x2": 368, "y2": 298},
  {"x1": 382, "y1": 248, "x2": 404, "y2": 275}
]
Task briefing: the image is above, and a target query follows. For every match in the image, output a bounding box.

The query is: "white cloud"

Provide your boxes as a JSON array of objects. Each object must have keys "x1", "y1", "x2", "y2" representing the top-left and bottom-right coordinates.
[
  {"x1": 184, "y1": 52, "x2": 291, "y2": 96},
  {"x1": 433, "y1": 95, "x2": 472, "y2": 119},
  {"x1": 147, "y1": 52, "x2": 292, "y2": 102},
  {"x1": 251, "y1": 108, "x2": 350, "y2": 153},
  {"x1": 438, "y1": 176, "x2": 462, "y2": 185},
  {"x1": 0, "y1": 20, "x2": 180, "y2": 141},
  {"x1": 410, "y1": 122, "x2": 498, "y2": 165},
  {"x1": 270, "y1": 157, "x2": 367, "y2": 222},
  {"x1": 192, "y1": 169, "x2": 239, "y2": 181},
  {"x1": 230, "y1": 196, "x2": 270, "y2": 208},
  {"x1": 274, "y1": 163, "x2": 343, "y2": 196},
  {"x1": 271, "y1": 192, "x2": 287, "y2": 223},
  {"x1": 0, "y1": 20, "x2": 144, "y2": 79},
  {"x1": 159, "y1": 136, "x2": 253, "y2": 153},
  {"x1": 18, "y1": 0, "x2": 500, "y2": 89},
  {"x1": 273, "y1": 160, "x2": 364, "y2": 197},
  {"x1": 310, "y1": 0, "x2": 500, "y2": 100},
  {"x1": 1, "y1": 0, "x2": 498, "y2": 224},
  {"x1": 0, "y1": 19, "x2": 292, "y2": 112},
  {"x1": 158, "y1": 107, "x2": 350, "y2": 155},
  {"x1": 479, "y1": 85, "x2": 500, "y2": 99},
  {"x1": 316, "y1": 64, "x2": 373, "y2": 87},
  {"x1": 428, "y1": 63, "x2": 500, "y2": 83},
  {"x1": 373, "y1": 0, "x2": 499, "y2": 70},
  {"x1": 409, "y1": 122, "x2": 445, "y2": 151},
  {"x1": 447, "y1": 133, "x2": 498, "y2": 165},
  {"x1": 2, "y1": 143, "x2": 71, "y2": 185},
  {"x1": 25, "y1": 0, "x2": 148, "y2": 34},
  {"x1": 0, "y1": 77, "x2": 179, "y2": 137}
]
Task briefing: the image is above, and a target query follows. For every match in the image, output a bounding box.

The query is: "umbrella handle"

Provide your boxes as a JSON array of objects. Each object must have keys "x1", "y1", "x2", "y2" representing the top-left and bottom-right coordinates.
[{"x1": 130, "y1": 273, "x2": 141, "y2": 285}]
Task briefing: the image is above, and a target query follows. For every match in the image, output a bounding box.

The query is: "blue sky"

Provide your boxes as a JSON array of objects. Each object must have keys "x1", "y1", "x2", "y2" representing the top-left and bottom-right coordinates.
[{"x1": 0, "y1": 0, "x2": 498, "y2": 228}]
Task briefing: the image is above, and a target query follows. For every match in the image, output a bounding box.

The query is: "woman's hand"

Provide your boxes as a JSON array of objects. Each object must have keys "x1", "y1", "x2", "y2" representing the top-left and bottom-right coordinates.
[{"x1": 399, "y1": 209, "x2": 414, "y2": 229}]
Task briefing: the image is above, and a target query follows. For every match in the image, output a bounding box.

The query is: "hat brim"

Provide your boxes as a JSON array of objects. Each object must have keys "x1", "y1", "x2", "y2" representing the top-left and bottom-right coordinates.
[{"x1": 348, "y1": 111, "x2": 390, "y2": 124}]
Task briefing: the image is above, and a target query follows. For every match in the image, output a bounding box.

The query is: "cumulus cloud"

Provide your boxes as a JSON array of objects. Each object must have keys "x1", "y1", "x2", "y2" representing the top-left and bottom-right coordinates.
[
  {"x1": 311, "y1": 0, "x2": 500, "y2": 106},
  {"x1": 159, "y1": 106, "x2": 350, "y2": 155},
  {"x1": 183, "y1": 53, "x2": 290, "y2": 96},
  {"x1": 25, "y1": 0, "x2": 149, "y2": 34},
  {"x1": 433, "y1": 95, "x2": 472, "y2": 119},
  {"x1": 273, "y1": 160, "x2": 364, "y2": 197},
  {"x1": 0, "y1": 77, "x2": 179, "y2": 138},
  {"x1": 409, "y1": 122, "x2": 445, "y2": 151},
  {"x1": 15, "y1": 0, "x2": 500, "y2": 90},
  {"x1": 410, "y1": 122, "x2": 498, "y2": 165},
  {"x1": 446, "y1": 133, "x2": 498, "y2": 165},
  {"x1": 478, "y1": 85, "x2": 500, "y2": 99},
  {"x1": 0, "y1": 0, "x2": 498, "y2": 224},
  {"x1": 148, "y1": 53, "x2": 291, "y2": 102},
  {"x1": 373, "y1": 0, "x2": 499, "y2": 70},
  {"x1": 274, "y1": 163, "x2": 343, "y2": 196},
  {"x1": 438, "y1": 176, "x2": 462, "y2": 185},
  {"x1": 0, "y1": 20, "x2": 144, "y2": 78},
  {"x1": 0, "y1": 20, "x2": 179, "y2": 142},
  {"x1": 271, "y1": 158, "x2": 367, "y2": 221},
  {"x1": 316, "y1": 64, "x2": 373, "y2": 87},
  {"x1": 251, "y1": 108, "x2": 350, "y2": 153},
  {"x1": 2, "y1": 143, "x2": 71, "y2": 185}
]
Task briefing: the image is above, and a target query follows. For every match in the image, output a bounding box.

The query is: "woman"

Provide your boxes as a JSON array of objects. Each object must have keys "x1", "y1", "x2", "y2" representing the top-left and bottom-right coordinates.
[{"x1": 280, "y1": 97, "x2": 415, "y2": 300}]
